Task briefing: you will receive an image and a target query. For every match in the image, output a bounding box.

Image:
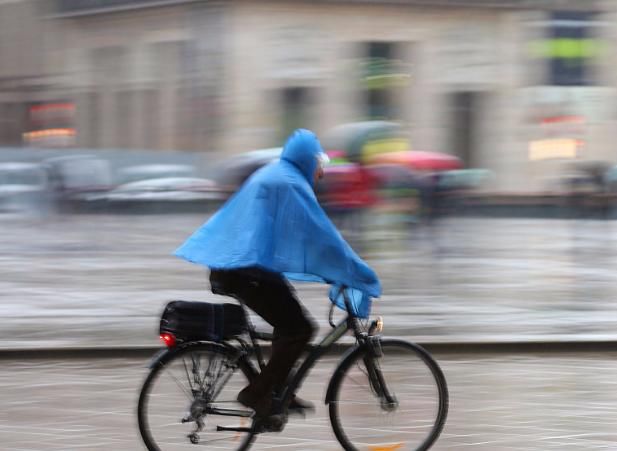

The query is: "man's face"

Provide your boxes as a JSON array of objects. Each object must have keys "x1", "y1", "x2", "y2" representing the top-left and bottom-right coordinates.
[
  {"x1": 314, "y1": 153, "x2": 328, "y2": 185},
  {"x1": 314, "y1": 164, "x2": 324, "y2": 185}
]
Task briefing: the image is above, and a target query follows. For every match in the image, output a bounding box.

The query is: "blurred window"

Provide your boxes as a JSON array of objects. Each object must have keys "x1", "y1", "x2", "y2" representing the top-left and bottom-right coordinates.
[
  {"x1": 116, "y1": 91, "x2": 135, "y2": 149},
  {"x1": 92, "y1": 46, "x2": 128, "y2": 85},
  {"x1": 547, "y1": 12, "x2": 598, "y2": 86},
  {"x1": 85, "y1": 92, "x2": 101, "y2": 148},
  {"x1": 141, "y1": 89, "x2": 160, "y2": 150},
  {"x1": 149, "y1": 41, "x2": 191, "y2": 81},
  {"x1": 281, "y1": 87, "x2": 311, "y2": 140},
  {"x1": 0, "y1": 103, "x2": 25, "y2": 145},
  {"x1": 363, "y1": 42, "x2": 404, "y2": 120}
]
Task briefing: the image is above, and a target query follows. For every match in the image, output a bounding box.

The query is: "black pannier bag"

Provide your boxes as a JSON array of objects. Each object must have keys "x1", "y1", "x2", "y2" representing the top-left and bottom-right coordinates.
[{"x1": 160, "y1": 300, "x2": 247, "y2": 342}]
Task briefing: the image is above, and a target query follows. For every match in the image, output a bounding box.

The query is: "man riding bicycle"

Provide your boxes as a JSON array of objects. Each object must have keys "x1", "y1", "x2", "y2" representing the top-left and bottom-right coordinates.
[{"x1": 174, "y1": 129, "x2": 381, "y2": 424}]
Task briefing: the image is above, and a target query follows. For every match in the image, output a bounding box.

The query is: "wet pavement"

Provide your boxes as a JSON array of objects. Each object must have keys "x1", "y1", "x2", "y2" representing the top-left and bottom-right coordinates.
[
  {"x1": 2, "y1": 213, "x2": 617, "y2": 349},
  {"x1": 3, "y1": 352, "x2": 617, "y2": 450}
]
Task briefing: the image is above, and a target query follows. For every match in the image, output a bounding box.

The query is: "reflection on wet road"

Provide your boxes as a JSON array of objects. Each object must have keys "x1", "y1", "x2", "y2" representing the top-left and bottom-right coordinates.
[{"x1": 2, "y1": 214, "x2": 617, "y2": 347}]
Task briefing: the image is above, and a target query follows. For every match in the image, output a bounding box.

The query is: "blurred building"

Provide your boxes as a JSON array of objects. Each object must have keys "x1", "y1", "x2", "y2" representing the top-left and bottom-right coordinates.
[
  {"x1": 1, "y1": 0, "x2": 615, "y2": 192},
  {"x1": 0, "y1": 0, "x2": 65, "y2": 146}
]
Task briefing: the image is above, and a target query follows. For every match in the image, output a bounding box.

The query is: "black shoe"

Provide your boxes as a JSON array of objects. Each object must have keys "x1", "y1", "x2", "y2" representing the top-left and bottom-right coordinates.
[
  {"x1": 288, "y1": 395, "x2": 315, "y2": 415},
  {"x1": 237, "y1": 387, "x2": 287, "y2": 433},
  {"x1": 237, "y1": 386, "x2": 272, "y2": 417},
  {"x1": 253, "y1": 413, "x2": 287, "y2": 433}
]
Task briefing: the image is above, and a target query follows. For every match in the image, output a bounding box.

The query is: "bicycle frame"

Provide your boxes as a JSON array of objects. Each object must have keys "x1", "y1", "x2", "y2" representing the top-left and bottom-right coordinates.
[{"x1": 244, "y1": 288, "x2": 382, "y2": 412}]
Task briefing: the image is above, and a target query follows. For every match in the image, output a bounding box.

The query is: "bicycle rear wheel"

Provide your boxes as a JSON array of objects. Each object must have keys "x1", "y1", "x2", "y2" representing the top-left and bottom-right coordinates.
[
  {"x1": 329, "y1": 339, "x2": 448, "y2": 451},
  {"x1": 138, "y1": 342, "x2": 257, "y2": 451}
]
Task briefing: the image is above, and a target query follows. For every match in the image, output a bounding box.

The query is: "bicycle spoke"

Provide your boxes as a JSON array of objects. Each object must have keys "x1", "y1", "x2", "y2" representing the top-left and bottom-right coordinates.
[
  {"x1": 183, "y1": 356, "x2": 196, "y2": 393},
  {"x1": 162, "y1": 365, "x2": 194, "y2": 401}
]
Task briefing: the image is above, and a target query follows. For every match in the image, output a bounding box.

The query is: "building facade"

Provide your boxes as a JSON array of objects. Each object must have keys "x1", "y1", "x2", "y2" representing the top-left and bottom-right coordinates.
[{"x1": 1, "y1": 0, "x2": 614, "y2": 192}]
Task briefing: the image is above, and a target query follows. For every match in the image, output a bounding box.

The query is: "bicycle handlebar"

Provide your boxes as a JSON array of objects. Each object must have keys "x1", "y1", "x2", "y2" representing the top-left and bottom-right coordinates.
[{"x1": 328, "y1": 285, "x2": 360, "y2": 328}]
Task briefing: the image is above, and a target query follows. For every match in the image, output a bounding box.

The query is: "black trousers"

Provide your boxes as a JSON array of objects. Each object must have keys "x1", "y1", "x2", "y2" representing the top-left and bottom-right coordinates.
[{"x1": 210, "y1": 267, "x2": 316, "y2": 399}]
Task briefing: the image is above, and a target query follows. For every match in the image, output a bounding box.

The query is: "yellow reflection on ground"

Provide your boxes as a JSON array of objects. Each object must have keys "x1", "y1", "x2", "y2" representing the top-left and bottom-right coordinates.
[{"x1": 368, "y1": 443, "x2": 404, "y2": 451}]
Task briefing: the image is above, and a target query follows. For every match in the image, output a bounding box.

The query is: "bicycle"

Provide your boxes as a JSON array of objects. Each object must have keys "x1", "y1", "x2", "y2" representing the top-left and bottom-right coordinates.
[{"x1": 138, "y1": 288, "x2": 449, "y2": 451}]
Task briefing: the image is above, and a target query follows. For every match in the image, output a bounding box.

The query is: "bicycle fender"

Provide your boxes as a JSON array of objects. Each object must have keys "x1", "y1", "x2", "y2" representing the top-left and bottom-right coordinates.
[
  {"x1": 148, "y1": 348, "x2": 169, "y2": 369},
  {"x1": 324, "y1": 344, "x2": 364, "y2": 404},
  {"x1": 148, "y1": 341, "x2": 230, "y2": 369}
]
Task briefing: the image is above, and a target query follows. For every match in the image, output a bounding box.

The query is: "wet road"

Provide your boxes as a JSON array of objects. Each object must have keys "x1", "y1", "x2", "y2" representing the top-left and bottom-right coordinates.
[
  {"x1": 2, "y1": 214, "x2": 617, "y2": 348},
  {"x1": 3, "y1": 352, "x2": 617, "y2": 450}
]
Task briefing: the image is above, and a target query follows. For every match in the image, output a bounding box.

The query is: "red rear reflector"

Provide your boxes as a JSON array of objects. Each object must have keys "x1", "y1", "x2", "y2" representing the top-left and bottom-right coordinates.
[{"x1": 160, "y1": 332, "x2": 177, "y2": 348}]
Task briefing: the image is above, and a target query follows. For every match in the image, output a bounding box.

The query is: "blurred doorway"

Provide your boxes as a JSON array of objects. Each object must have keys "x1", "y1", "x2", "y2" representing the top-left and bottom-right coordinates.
[
  {"x1": 281, "y1": 87, "x2": 313, "y2": 140},
  {"x1": 449, "y1": 91, "x2": 485, "y2": 168}
]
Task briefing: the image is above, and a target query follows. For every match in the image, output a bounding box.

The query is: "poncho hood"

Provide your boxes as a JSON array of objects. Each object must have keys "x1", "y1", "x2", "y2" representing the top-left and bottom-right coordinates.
[{"x1": 280, "y1": 129, "x2": 323, "y2": 186}]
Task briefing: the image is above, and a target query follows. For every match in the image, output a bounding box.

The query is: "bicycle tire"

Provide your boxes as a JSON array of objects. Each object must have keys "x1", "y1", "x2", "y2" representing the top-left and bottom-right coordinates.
[
  {"x1": 328, "y1": 339, "x2": 448, "y2": 451},
  {"x1": 138, "y1": 342, "x2": 258, "y2": 451}
]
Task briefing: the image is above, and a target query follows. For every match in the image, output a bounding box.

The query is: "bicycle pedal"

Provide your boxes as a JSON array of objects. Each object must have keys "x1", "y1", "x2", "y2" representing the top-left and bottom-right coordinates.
[
  {"x1": 253, "y1": 414, "x2": 287, "y2": 433},
  {"x1": 287, "y1": 405, "x2": 314, "y2": 418},
  {"x1": 288, "y1": 408, "x2": 306, "y2": 419}
]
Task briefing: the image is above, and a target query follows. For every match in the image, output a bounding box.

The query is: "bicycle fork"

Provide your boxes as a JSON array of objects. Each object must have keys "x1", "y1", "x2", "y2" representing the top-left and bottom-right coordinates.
[{"x1": 364, "y1": 337, "x2": 398, "y2": 411}]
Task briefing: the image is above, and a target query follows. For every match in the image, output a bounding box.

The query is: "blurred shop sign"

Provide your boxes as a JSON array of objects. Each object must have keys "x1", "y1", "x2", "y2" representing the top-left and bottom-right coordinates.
[
  {"x1": 529, "y1": 137, "x2": 581, "y2": 161},
  {"x1": 522, "y1": 86, "x2": 616, "y2": 124},
  {"x1": 522, "y1": 86, "x2": 616, "y2": 161},
  {"x1": 23, "y1": 102, "x2": 76, "y2": 148},
  {"x1": 361, "y1": 58, "x2": 411, "y2": 90}
]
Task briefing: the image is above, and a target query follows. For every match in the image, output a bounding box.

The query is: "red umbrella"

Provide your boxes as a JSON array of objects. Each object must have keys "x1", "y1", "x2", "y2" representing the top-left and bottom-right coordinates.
[{"x1": 367, "y1": 150, "x2": 462, "y2": 171}]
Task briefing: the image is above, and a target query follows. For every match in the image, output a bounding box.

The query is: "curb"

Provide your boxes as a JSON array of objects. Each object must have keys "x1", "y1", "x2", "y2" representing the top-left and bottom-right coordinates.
[
  {"x1": 422, "y1": 341, "x2": 617, "y2": 354},
  {"x1": 0, "y1": 346, "x2": 161, "y2": 360},
  {"x1": 2, "y1": 340, "x2": 617, "y2": 359}
]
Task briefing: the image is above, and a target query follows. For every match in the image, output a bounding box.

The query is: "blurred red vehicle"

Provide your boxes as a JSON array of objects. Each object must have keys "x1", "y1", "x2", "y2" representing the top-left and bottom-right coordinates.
[
  {"x1": 317, "y1": 160, "x2": 378, "y2": 211},
  {"x1": 367, "y1": 150, "x2": 462, "y2": 172}
]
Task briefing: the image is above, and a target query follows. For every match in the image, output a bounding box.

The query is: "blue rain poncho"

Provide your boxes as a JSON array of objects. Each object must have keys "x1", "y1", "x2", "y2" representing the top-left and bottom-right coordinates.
[{"x1": 174, "y1": 129, "x2": 381, "y2": 317}]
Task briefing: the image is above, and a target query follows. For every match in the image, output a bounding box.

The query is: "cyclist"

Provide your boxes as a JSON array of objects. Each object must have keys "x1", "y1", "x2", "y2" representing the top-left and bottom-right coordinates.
[{"x1": 174, "y1": 129, "x2": 381, "y2": 424}]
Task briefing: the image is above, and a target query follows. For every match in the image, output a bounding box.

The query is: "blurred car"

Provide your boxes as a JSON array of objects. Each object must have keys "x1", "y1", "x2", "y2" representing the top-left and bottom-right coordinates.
[
  {"x1": 104, "y1": 177, "x2": 221, "y2": 201},
  {"x1": 102, "y1": 164, "x2": 224, "y2": 213},
  {"x1": 116, "y1": 164, "x2": 196, "y2": 184},
  {"x1": 317, "y1": 162, "x2": 378, "y2": 211},
  {"x1": 213, "y1": 148, "x2": 281, "y2": 191},
  {"x1": 368, "y1": 150, "x2": 463, "y2": 172},
  {"x1": 44, "y1": 155, "x2": 113, "y2": 211},
  {"x1": 0, "y1": 162, "x2": 48, "y2": 213}
]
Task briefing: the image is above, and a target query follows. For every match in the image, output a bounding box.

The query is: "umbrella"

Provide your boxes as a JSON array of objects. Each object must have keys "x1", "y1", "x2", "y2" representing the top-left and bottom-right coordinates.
[
  {"x1": 325, "y1": 150, "x2": 349, "y2": 165},
  {"x1": 323, "y1": 121, "x2": 409, "y2": 164},
  {"x1": 215, "y1": 148, "x2": 282, "y2": 187},
  {"x1": 367, "y1": 150, "x2": 462, "y2": 171}
]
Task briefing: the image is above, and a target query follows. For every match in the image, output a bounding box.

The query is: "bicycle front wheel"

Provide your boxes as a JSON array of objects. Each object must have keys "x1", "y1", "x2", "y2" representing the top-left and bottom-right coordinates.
[
  {"x1": 329, "y1": 339, "x2": 448, "y2": 451},
  {"x1": 138, "y1": 342, "x2": 257, "y2": 451}
]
